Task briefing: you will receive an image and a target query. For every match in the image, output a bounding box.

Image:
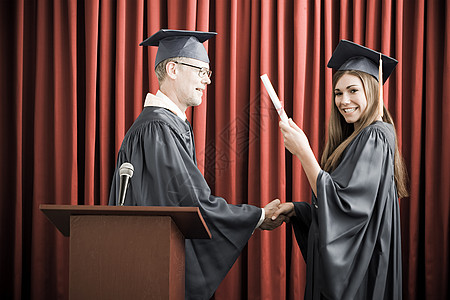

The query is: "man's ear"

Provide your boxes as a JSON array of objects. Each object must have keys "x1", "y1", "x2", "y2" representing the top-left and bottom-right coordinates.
[{"x1": 166, "y1": 61, "x2": 177, "y2": 79}]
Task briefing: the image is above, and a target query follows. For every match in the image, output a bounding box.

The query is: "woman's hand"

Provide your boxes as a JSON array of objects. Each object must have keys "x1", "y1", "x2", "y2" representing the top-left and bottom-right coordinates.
[
  {"x1": 271, "y1": 202, "x2": 295, "y2": 220},
  {"x1": 279, "y1": 118, "x2": 321, "y2": 197},
  {"x1": 279, "y1": 119, "x2": 311, "y2": 157}
]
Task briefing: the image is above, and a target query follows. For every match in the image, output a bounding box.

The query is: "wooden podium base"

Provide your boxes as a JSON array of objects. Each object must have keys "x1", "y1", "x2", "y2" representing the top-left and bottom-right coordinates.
[
  {"x1": 40, "y1": 205, "x2": 211, "y2": 300},
  {"x1": 69, "y1": 215, "x2": 184, "y2": 299}
]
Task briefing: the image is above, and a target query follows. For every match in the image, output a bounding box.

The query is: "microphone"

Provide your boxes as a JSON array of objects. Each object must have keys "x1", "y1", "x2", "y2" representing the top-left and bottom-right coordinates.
[{"x1": 118, "y1": 162, "x2": 134, "y2": 206}]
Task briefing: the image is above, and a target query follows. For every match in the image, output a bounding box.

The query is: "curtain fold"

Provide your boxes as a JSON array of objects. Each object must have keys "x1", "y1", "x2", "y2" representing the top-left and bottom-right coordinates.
[
  {"x1": 1, "y1": 0, "x2": 448, "y2": 299},
  {"x1": 12, "y1": 1, "x2": 25, "y2": 299},
  {"x1": 424, "y1": 1, "x2": 450, "y2": 299},
  {"x1": 98, "y1": 0, "x2": 114, "y2": 206}
]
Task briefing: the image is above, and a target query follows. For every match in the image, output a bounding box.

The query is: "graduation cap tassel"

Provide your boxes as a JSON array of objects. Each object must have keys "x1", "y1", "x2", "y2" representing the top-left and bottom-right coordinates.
[{"x1": 378, "y1": 53, "x2": 384, "y2": 117}]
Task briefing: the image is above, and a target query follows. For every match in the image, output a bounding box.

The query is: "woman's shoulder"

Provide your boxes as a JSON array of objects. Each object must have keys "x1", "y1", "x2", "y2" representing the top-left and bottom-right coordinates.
[{"x1": 357, "y1": 121, "x2": 396, "y2": 150}]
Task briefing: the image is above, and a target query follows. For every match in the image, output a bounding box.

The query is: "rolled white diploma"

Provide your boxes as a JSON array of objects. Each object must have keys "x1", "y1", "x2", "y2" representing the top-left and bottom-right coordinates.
[{"x1": 260, "y1": 74, "x2": 289, "y2": 123}]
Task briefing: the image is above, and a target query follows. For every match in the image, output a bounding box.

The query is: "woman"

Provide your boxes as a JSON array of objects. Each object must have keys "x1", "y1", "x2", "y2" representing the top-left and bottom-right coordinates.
[{"x1": 273, "y1": 40, "x2": 408, "y2": 299}]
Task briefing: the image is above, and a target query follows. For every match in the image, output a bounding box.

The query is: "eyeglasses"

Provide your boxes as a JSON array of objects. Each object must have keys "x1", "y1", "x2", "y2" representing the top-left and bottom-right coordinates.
[{"x1": 173, "y1": 61, "x2": 212, "y2": 79}]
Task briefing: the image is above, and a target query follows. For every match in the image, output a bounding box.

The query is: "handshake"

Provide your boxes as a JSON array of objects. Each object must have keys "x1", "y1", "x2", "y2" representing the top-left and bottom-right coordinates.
[{"x1": 259, "y1": 199, "x2": 296, "y2": 230}]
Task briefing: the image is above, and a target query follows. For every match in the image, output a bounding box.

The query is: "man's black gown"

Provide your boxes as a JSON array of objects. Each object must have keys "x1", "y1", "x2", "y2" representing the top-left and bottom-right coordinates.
[
  {"x1": 109, "y1": 107, "x2": 261, "y2": 300},
  {"x1": 291, "y1": 121, "x2": 402, "y2": 300}
]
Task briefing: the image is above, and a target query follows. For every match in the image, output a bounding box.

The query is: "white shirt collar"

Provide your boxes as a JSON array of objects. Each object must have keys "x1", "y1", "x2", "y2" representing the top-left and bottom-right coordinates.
[{"x1": 143, "y1": 90, "x2": 187, "y2": 121}]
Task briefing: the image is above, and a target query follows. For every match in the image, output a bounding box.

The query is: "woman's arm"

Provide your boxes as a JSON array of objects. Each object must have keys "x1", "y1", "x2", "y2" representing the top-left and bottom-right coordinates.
[{"x1": 279, "y1": 119, "x2": 321, "y2": 196}]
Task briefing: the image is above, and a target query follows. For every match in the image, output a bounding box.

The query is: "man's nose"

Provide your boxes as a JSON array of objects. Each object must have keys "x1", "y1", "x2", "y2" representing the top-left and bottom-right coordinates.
[{"x1": 202, "y1": 76, "x2": 211, "y2": 85}]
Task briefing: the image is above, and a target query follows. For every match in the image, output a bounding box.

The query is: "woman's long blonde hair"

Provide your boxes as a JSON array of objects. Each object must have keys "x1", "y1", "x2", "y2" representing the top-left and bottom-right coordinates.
[{"x1": 321, "y1": 70, "x2": 409, "y2": 198}]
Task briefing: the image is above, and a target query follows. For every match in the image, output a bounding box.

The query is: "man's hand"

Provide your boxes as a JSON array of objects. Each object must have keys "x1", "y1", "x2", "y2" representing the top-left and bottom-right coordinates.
[
  {"x1": 259, "y1": 214, "x2": 288, "y2": 230},
  {"x1": 259, "y1": 199, "x2": 285, "y2": 230}
]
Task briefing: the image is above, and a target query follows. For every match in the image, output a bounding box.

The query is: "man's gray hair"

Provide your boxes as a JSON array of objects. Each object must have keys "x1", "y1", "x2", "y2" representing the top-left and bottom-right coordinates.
[{"x1": 155, "y1": 57, "x2": 186, "y2": 84}]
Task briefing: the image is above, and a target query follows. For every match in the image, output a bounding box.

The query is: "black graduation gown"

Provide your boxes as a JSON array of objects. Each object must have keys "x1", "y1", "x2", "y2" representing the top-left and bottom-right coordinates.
[
  {"x1": 291, "y1": 121, "x2": 402, "y2": 300},
  {"x1": 109, "y1": 107, "x2": 261, "y2": 300}
]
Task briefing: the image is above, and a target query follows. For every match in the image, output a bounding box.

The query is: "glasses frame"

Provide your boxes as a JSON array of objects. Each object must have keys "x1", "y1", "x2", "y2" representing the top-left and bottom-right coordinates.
[{"x1": 173, "y1": 61, "x2": 212, "y2": 79}]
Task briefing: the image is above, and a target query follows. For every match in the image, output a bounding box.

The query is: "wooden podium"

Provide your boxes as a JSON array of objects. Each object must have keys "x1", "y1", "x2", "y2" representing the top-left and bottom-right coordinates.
[{"x1": 40, "y1": 205, "x2": 211, "y2": 300}]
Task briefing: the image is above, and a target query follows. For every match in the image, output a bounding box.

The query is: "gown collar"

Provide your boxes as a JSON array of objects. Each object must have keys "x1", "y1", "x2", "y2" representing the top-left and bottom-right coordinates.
[{"x1": 144, "y1": 90, "x2": 187, "y2": 121}]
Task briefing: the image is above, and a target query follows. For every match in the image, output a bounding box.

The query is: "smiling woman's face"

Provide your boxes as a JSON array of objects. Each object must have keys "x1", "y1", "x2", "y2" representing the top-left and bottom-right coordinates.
[{"x1": 334, "y1": 73, "x2": 368, "y2": 126}]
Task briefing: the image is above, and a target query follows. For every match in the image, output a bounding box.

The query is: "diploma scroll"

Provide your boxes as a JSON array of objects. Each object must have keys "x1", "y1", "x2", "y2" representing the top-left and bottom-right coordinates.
[{"x1": 260, "y1": 74, "x2": 289, "y2": 123}]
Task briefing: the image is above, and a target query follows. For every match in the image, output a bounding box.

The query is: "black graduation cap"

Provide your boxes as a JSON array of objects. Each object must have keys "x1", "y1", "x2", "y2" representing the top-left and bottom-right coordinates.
[
  {"x1": 140, "y1": 29, "x2": 217, "y2": 68},
  {"x1": 327, "y1": 40, "x2": 398, "y2": 84}
]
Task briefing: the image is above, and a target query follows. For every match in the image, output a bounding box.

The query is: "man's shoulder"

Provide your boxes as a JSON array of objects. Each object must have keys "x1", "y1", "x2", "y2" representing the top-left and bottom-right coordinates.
[
  {"x1": 140, "y1": 106, "x2": 172, "y2": 120},
  {"x1": 131, "y1": 107, "x2": 187, "y2": 132},
  {"x1": 118, "y1": 109, "x2": 184, "y2": 149}
]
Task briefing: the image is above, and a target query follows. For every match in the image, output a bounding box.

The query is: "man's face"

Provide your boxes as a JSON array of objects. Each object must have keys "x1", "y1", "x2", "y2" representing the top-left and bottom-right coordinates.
[{"x1": 174, "y1": 58, "x2": 211, "y2": 108}]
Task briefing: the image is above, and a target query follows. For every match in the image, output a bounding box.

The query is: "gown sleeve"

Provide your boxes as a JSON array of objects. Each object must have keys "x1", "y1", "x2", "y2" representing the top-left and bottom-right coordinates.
[
  {"x1": 312, "y1": 125, "x2": 395, "y2": 299},
  {"x1": 109, "y1": 117, "x2": 261, "y2": 300},
  {"x1": 291, "y1": 202, "x2": 312, "y2": 260}
]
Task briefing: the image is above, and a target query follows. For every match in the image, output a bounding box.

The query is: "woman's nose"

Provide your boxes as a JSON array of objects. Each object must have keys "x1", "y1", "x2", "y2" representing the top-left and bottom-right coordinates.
[{"x1": 342, "y1": 94, "x2": 351, "y2": 104}]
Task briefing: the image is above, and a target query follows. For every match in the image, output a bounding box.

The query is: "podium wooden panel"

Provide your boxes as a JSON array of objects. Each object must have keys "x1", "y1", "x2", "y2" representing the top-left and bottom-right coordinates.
[{"x1": 40, "y1": 205, "x2": 211, "y2": 300}]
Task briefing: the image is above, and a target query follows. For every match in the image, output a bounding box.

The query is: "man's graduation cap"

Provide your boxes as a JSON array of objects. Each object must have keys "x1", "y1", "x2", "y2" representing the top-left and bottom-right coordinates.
[
  {"x1": 327, "y1": 40, "x2": 397, "y2": 84},
  {"x1": 140, "y1": 29, "x2": 217, "y2": 68}
]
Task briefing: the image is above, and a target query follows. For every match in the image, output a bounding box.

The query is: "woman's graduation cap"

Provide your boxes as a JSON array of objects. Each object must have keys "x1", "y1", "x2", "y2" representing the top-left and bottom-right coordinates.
[
  {"x1": 140, "y1": 29, "x2": 217, "y2": 68},
  {"x1": 327, "y1": 40, "x2": 397, "y2": 83},
  {"x1": 327, "y1": 40, "x2": 398, "y2": 115}
]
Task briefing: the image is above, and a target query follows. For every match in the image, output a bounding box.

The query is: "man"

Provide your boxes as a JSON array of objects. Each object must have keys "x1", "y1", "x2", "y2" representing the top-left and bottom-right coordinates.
[{"x1": 109, "y1": 29, "x2": 283, "y2": 300}]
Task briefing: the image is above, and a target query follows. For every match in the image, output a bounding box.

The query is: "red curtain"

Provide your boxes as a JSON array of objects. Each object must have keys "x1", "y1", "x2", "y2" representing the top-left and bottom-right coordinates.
[{"x1": 1, "y1": 0, "x2": 448, "y2": 299}]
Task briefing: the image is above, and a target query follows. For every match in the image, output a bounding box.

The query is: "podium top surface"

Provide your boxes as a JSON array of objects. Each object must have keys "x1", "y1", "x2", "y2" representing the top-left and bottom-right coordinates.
[{"x1": 40, "y1": 205, "x2": 211, "y2": 239}]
